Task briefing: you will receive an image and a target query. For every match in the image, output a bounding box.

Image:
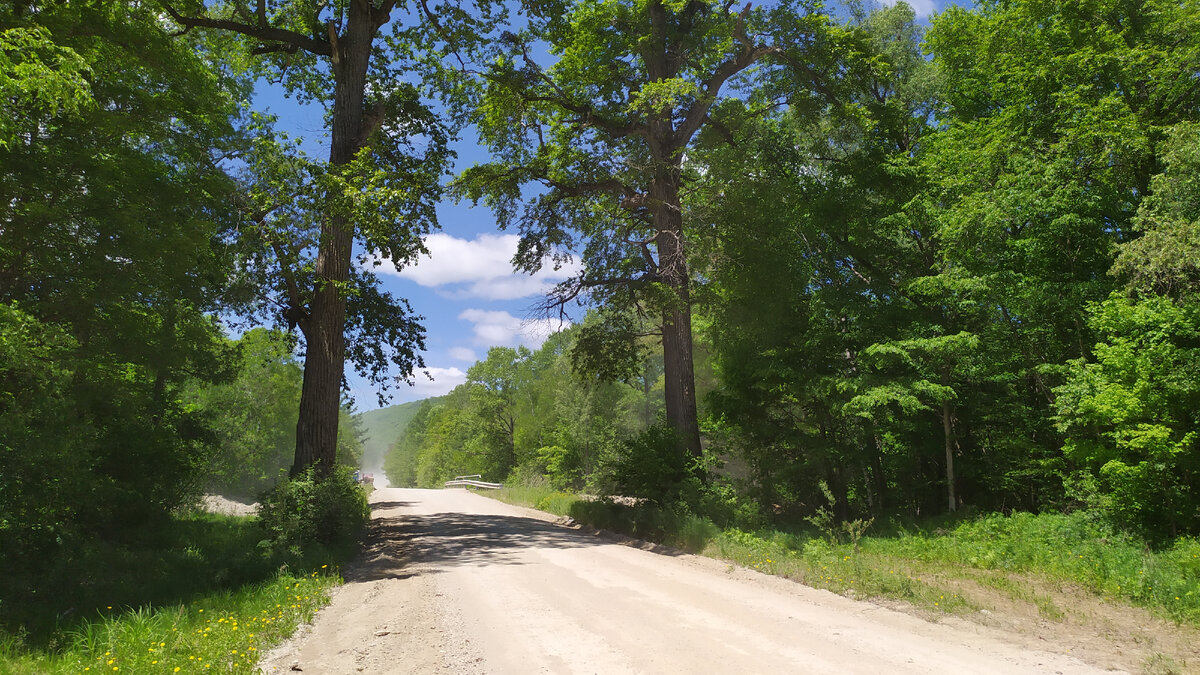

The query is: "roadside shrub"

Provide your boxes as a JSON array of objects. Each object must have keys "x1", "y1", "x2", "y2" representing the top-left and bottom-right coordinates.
[
  {"x1": 570, "y1": 499, "x2": 668, "y2": 540},
  {"x1": 534, "y1": 491, "x2": 577, "y2": 516},
  {"x1": 593, "y1": 424, "x2": 686, "y2": 504},
  {"x1": 1054, "y1": 294, "x2": 1200, "y2": 540},
  {"x1": 535, "y1": 445, "x2": 583, "y2": 491},
  {"x1": 567, "y1": 498, "x2": 718, "y2": 552},
  {"x1": 679, "y1": 476, "x2": 768, "y2": 531},
  {"x1": 0, "y1": 305, "x2": 89, "y2": 573},
  {"x1": 256, "y1": 465, "x2": 369, "y2": 559},
  {"x1": 673, "y1": 513, "x2": 720, "y2": 552}
]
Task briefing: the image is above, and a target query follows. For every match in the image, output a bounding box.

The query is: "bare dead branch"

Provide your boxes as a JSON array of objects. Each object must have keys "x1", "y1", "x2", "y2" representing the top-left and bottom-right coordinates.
[
  {"x1": 626, "y1": 233, "x2": 661, "y2": 272},
  {"x1": 159, "y1": 1, "x2": 333, "y2": 56},
  {"x1": 326, "y1": 20, "x2": 339, "y2": 64}
]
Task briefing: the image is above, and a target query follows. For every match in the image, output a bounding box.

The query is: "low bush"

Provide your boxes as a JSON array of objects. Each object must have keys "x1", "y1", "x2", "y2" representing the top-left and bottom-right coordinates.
[
  {"x1": 680, "y1": 477, "x2": 768, "y2": 531},
  {"x1": 593, "y1": 424, "x2": 687, "y2": 504},
  {"x1": 256, "y1": 465, "x2": 370, "y2": 561},
  {"x1": 675, "y1": 513, "x2": 721, "y2": 552},
  {"x1": 567, "y1": 499, "x2": 719, "y2": 553},
  {"x1": 535, "y1": 491, "x2": 578, "y2": 516}
]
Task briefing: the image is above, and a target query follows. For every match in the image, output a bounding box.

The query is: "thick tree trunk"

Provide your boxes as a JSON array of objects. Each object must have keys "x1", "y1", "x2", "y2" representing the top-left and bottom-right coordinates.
[
  {"x1": 941, "y1": 399, "x2": 957, "y2": 514},
  {"x1": 291, "y1": 5, "x2": 375, "y2": 478},
  {"x1": 662, "y1": 302, "x2": 701, "y2": 458},
  {"x1": 872, "y1": 434, "x2": 887, "y2": 515},
  {"x1": 293, "y1": 309, "x2": 345, "y2": 477},
  {"x1": 652, "y1": 168, "x2": 702, "y2": 461}
]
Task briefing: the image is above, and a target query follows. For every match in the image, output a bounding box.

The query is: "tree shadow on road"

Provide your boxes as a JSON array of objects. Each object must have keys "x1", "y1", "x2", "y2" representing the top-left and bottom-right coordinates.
[
  {"x1": 348, "y1": 511, "x2": 602, "y2": 583},
  {"x1": 367, "y1": 500, "x2": 416, "y2": 510}
]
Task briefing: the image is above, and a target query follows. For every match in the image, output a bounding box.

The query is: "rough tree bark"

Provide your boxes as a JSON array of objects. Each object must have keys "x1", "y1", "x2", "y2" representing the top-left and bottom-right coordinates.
[
  {"x1": 291, "y1": 1, "x2": 376, "y2": 477},
  {"x1": 650, "y1": 165, "x2": 702, "y2": 457},
  {"x1": 163, "y1": 0, "x2": 396, "y2": 478}
]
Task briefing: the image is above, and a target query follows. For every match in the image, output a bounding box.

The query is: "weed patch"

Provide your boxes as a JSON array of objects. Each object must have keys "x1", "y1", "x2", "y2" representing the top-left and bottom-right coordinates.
[
  {"x1": 1, "y1": 569, "x2": 336, "y2": 674},
  {"x1": 0, "y1": 494, "x2": 362, "y2": 673},
  {"x1": 489, "y1": 485, "x2": 572, "y2": 515},
  {"x1": 860, "y1": 512, "x2": 1200, "y2": 623}
]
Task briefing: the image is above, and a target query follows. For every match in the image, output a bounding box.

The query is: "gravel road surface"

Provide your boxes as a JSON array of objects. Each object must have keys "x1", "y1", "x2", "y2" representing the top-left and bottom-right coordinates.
[{"x1": 259, "y1": 487, "x2": 1121, "y2": 675}]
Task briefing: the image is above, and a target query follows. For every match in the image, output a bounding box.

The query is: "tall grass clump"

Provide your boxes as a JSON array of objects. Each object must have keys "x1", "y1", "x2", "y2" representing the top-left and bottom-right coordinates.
[{"x1": 489, "y1": 480, "x2": 575, "y2": 516}]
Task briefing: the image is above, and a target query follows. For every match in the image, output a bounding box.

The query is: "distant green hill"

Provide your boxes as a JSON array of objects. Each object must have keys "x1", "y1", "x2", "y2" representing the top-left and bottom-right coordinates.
[{"x1": 355, "y1": 398, "x2": 440, "y2": 475}]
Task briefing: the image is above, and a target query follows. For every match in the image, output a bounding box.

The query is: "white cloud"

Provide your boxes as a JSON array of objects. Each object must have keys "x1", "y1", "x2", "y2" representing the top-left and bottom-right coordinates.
[
  {"x1": 458, "y1": 309, "x2": 569, "y2": 348},
  {"x1": 463, "y1": 275, "x2": 566, "y2": 301},
  {"x1": 407, "y1": 366, "x2": 467, "y2": 398},
  {"x1": 372, "y1": 232, "x2": 580, "y2": 300},
  {"x1": 881, "y1": 0, "x2": 936, "y2": 18},
  {"x1": 448, "y1": 347, "x2": 477, "y2": 362}
]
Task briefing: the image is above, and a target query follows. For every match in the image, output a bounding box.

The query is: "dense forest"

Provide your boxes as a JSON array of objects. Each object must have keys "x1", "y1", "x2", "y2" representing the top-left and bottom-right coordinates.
[
  {"x1": 3, "y1": 0, "x2": 1200, "y2": 646},
  {"x1": 384, "y1": 0, "x2": 1200, "y2": 544}
]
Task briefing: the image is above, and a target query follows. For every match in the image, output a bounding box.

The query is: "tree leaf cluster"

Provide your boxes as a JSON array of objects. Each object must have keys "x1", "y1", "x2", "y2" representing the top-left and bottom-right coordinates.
[{"x1": 384, "y1": 324, "x2": 661, "y2": 490}]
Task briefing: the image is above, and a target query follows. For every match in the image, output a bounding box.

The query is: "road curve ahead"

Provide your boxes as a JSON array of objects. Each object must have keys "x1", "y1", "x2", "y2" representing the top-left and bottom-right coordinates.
[{"x1": 260, "y1": 487, "x2": 1121, "y2": 675}]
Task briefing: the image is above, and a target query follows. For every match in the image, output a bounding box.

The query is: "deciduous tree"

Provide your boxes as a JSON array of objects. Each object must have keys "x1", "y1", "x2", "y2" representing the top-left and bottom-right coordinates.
[
  {"x1": 459, "y1": 0, "x2": 828, "y2": 464},
  {"x1": 162, "y1": 0, "x2": 497, "y2": 476}
]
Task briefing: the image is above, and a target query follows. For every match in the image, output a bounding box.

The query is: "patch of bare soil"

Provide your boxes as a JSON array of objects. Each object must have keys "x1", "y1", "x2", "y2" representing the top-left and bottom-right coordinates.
[
  {"x1": 256, "y1": 493, "x2": 480, "y2": 675},
  {"x1": 916, "y1": 570, "x2": 1199, "y2": 674},
  {"x1": 200, "y1": 494, "x2": 257, "y2": 517}
]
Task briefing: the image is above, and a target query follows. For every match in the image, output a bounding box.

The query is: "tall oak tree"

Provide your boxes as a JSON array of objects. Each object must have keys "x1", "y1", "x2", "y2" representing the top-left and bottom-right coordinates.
[{"x1": 460, "y1": 0, "x2": 827, "y2": 461}]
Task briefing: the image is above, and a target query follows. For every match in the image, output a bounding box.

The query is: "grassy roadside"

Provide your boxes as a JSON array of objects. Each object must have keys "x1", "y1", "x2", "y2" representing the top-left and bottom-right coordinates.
[
  {"x1": 1, "y1": 570, "x2": 336, "y2": 674},
  {"x1": 0, "y1": 511, "x2": 348, "y2": 675},
  {"x1": 486, "y1": 485, "x2": 1200, "y2": 626}
]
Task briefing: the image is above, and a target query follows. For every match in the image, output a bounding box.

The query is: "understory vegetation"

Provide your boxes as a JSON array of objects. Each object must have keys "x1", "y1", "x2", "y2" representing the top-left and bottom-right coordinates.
[
  {"x1": 0, "y1": 320, "x2": 368, "y2": 667},
  {"x1": 0, "y1": 467, "x2": 366, "y2": 672},
  {"x1": 0, "y1": 508, "x2": 352, "y2": 674}
]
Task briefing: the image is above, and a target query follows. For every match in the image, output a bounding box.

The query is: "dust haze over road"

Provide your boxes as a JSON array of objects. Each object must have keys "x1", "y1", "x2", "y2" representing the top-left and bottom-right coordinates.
[{"x1": 261, "y1": 487, "x2": 1121, "y2": 674}]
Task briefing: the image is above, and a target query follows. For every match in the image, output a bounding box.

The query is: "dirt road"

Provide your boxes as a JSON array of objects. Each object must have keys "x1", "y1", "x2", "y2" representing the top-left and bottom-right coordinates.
[{"x1": 259, "y1": 487, "x2": 1121, "y2": 674}]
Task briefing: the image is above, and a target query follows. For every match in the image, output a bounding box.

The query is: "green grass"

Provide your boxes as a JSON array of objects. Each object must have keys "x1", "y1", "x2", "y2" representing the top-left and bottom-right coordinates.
[
  {"x1": 489, "y1": 485, "x2": 577, "y2": 516},
  {"x1": 485, "y1": 489, "x2": 1200, "y2": 624},
  {"x1": 0, "y1": 510, "x2": 353, "y2": 674},
  {"x1": 0, "y1": 569, "x2": 336, "y2": 674},
  {"x1": 859, "y1": 511, "x2": 1200, "y2": 622},
  {"x1": 705, "y1": 527, "x2": 976, "y2": 614}
]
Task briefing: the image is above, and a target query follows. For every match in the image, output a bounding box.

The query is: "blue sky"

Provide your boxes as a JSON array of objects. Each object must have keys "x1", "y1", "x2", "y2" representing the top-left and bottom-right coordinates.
[
  {"x1": 251, "y1": 88, "x2": 576, "y2": 410},
  {"x1": 251, "y1": 0, "x2": 948, "y2": 412}
]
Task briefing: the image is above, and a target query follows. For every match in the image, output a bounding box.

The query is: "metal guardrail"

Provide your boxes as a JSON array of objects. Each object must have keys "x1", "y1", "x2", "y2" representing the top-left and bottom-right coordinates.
[{"x1": 444, "y1": 475, "x2": 503, "y2": 490}]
